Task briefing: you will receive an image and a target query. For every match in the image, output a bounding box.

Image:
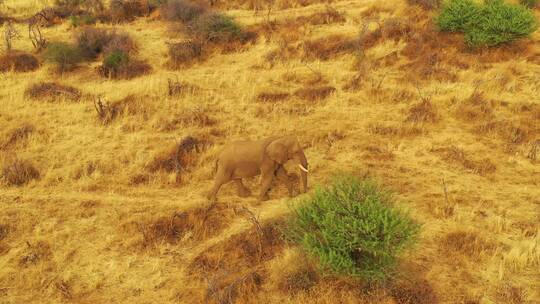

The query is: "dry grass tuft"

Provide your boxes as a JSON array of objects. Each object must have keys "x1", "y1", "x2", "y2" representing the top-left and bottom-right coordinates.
[
  {"x1": 94, "y1": 95, "x2": 153, "y2": 124},
  {"x1": 390, "y1": 277, "x2": 438, "y2": 304},
  {"x1": 455, "y1": 92, "x2": 495, "y2": 122},
  {"x1": 294, "y1": 85, "x2": 336, "y2": 101},
  {"x1": 297, "y1": 5, "x2": 346, "y2": 25},
  {"x1": 158, "y1": 108, "x2": 217, "y2": 131},
  {"x1": 98, "y1": 58, "x2": 152, "y2": 79},
  {"x1": 167, "y1": 40, "x2": 204, "y2": 69},
  {"x1": 256, "y1": 91, "x2": 291, "y2": 102},
  {"x1": 18, "y1": 240, "x2": 51, "y2": 266},
  {"x1": 368, "y1": 123, "x2": 423, "y2": 138},
  {"x1": 405, "y1": 100, "x2": 438, "y2": 124},
  {"x1": 269, "y1": 249, "x2": 319, "y2": 294},
  {"x1": 406, "y1": 0, "x2": 441, "y2": 10},
  {"x1": 191, "y1": 219, "x2": 285, "y2": 274},
  {"x1": 496, "y1": 282, "x2": 527, "y2": 304},
  {"x1": 25, "y1": 82, "x2": 81, "y2": 102},
  {"x1": 0, "y1": 52, "x2": 40, "y2": 73},
  {"x1": 204, "y1": 271, "x2": 263, "y2": 304},
  {"x1": 137, "y1": 204, "x2": 235, "y2": 247},
  {"x1": 432, "y1": 146, "x2": 497, "y2": 175},
  {"x1": 0, "y1": 124, "x2": 34, "y2": 150},
  {"x1": 441, "y1": 230, "x2": 496, "y2": 259},
  {"x1": 1, "y1": 157, "x2": 40, "y2": 186},
  {"x1": 301, "y1": 35, "x2": 357, "y2": 61},
  {"x1": 477, "y1": 120, "x2": 538, "y2": 146},
  {"x1": 167, "y1": 78, "x2": 200, "y2": 96}
]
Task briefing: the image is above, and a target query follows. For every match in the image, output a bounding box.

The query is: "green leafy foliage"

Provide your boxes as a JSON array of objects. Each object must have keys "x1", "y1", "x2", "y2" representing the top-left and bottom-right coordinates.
[
  {"x1": 436, "y1": 0, "x2": 538, "y2": 48},
  {"x1": 44, "y1": 42, "x2": 83, "y2": 72},
  {"x1": 103, "y1": 50, "x2": 130, "y2": 72},
  {"x1": 285, "y1": 175, "x2": 420, "y2": 282}
]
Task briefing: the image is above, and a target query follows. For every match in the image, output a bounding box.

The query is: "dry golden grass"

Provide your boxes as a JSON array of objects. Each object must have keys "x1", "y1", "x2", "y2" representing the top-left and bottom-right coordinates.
[{"x1": 1, "y1": 0, "x2": 539, "y2": 303}]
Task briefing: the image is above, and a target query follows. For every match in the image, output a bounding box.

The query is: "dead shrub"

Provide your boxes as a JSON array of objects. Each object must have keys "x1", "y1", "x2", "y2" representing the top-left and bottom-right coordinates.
[
  {"x1": 301, "y1": 35, "x2": 357, "y2": 60},
  {"x1": 19, "y1": 240, "x2": 51, "y2": 266},
  {"x1": 167, "y1": 78, "x2": 200, "y2": 96},
  {"x1": 0, "y1": 124, "x2": 34, "y2": 150},
  {"x1": 1, "y1": 158, "x2": 40, "y2": 186},
  {"x1": 138, "y1": 203, "x2": 234, "y2": 247},
  {"x1": 75, "y1": 26, "x2": 137, "y2": 59},
  {"x1": 496, "y1": 282, "x2": 527, "y2": 304},
  {"x1": 167, "y1": 40, "x2": 204, "y2": 69},
  {"x1": 391, "y1": 277, "x2": 438, "y2": 304},
  {"x1": 159, "y1": 108, "x2": 217, "y2": 131},
  {"x1": 455, "y1": 92, "x2": 494, "y2": 122},
  {"x1": 432, "y1": 146, "x2": 496, "y2": 175},
  {"x1": 94, "y1": 95, "x2": 151, "y2": 124},
  {"x1": 109, "y1": 0, "x2": 148, "y2": 23},
  {"x1": 191, "y1": 219, "x2": 285, "y2": 274},
  {"x1": 102, "y1": 32, "x2": 138, "y2": 55},
  {"x1": 294, "y1": 86, "x2": 336, "y2": 101},
  {"x1": 405, "y1": 100, "x2": 438, "y2": 123},
  {"x1": 299, "y1": 5, "x2": 346, "y2": 25},
  {"x1": 441, "y1": 230, "x2": 496, "y2": 259},
  {"x1": 256, "y1": 91, "x2": 291, "y2": 102},
  {"x1": 160, "y1": 0, "x2": 207, "y2": 22},
  {"x1": 205, "y1": 271, "x2": 263, "y2": 304},
  {"x1": 146, "y1": 136, "x2": 208, "y2": 184},
  {"x1": 359, "y1": 18, "x2": 412, "y2": 50},
  {"x1": 0, "y1": 52, "x2": 40, "y2": 72},
  {"x1": 367, "y1": 123, "x2": 423, "y2": 138},
  {"x1": 0, "y1": 224, "x2": 10, "y2": 241},
  {"x1": 477, "y1": 120, "x2": 537, "y2": 146},
  {"x1": 25, "y1": 82, "x2": 81, "y2": 102}
]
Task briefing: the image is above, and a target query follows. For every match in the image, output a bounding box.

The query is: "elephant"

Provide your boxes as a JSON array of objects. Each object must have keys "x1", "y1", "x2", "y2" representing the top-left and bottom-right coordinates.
[{"x1": 207, "y1": 135, "x2": 309, "y2": 202}]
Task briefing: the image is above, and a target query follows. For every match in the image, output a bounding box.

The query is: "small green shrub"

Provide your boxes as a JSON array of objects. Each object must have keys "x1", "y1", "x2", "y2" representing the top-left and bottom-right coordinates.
[
  {"x1": 191, "y1": 13, "x2": 246, "y2": 43},
  {"x1": 436, "y1": 0, "x2": 538, "y2": 48},
  {"x1": 102, "y1": 50, "x2": 130, "y2": 75},
  {"x1": 99, "y1": 50, "x2": 151, "y2": 79},
  {"x1": 520, "y1": 0, "x2": 538, "y2": 8},
  {"x1": 44, "y1": 42, "x2": 82, "y2": 72},
  {"x1": 285, "y1": 175, "x2": 420, "y2": 283},
  {"x1": 436, "y1": 0, "x2": 482, "y2": 32}
]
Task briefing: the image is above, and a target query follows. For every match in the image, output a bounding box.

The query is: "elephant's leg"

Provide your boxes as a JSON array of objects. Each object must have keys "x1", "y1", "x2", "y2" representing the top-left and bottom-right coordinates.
[
  {"x1": 234, "y1": 179, "x2": 251, "y2": 198},
  {"x1": 259, "y1": 165, "x2": 276, "y2": 201},
  {"x1": 207, "y1": 167, "x2": 230, "y2": 203},
  {"x1": 276, "y1": 166, "x2": 294, "y2": 197}
]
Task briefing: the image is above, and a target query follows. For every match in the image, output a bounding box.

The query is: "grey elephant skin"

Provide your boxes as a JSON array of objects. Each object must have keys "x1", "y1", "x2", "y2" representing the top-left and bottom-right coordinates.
[{"x1": 207, "y1": 135, "x2": 309, "y2": 202}]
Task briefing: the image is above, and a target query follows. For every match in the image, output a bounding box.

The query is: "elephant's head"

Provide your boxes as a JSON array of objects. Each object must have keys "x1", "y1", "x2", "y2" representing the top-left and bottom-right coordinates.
[{"x1": 266, "y1": 136, "x2": 309, "y2": 193}]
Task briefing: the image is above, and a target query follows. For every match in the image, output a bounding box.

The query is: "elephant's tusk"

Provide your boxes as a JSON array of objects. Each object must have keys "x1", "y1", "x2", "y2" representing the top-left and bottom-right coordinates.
[{"x1": 298, "y1": 164, "x2": 309, "y2": 173}]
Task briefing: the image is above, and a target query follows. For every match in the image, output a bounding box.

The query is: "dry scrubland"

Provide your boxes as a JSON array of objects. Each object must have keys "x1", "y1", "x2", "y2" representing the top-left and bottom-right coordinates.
[{"x1": 0, "y1": 0, "x2": 539, "y2": 303}]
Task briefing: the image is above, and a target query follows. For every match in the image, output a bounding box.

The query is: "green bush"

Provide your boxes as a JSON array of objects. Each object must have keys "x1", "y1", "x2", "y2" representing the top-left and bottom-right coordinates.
[
  {"x1": 44, "y1": 42, "x2": 83, "y2": 72},
  {"x1": 191, "y1": 13, "x2": 246, "y2": 43},
  {"x1": 465, "y1": 0, "x2": 538, "y2": 48},
  {"x1": 285, "y1": 175, "x2": 420, "y2": 282},
  {"x1": 436, "y1": 0, "x2": 482, "y2": 32},
  {"x1": 520, "y1": 0, "x2": 538, "y2": 8},
  {"x1": 103, "y1": 50, "x2": 130, "y2": 71},
  {"x1": 436, "y1": 0, "x2": 538, "y2": 48}
]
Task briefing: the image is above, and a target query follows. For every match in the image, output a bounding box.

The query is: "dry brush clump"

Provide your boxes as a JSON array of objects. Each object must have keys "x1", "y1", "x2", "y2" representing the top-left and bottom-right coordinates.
[
  {"x1": 405, "y1": 100, "x2": 439, "y2": 124},
  {"x1": 0, "y1": 124, "x2": 35, "y2": 150},
  {"x1": 256, "y1": 91, "x2": 291, "y2": 102},
  {"x1": 455, "y1": 91, "x2": 495, "y2": 122},
  {"x1": 441, "y1": 230, "x2": 497, "y2": 260},
  {"x1": 166, "y1": 40, "x2": 204, "y2": 69},
  {"x1": 294, "y1": 85, "x2": 336, "y2": 101},
  {"x1": 0, "y1": 52, "x2": 39, "y2": 73},
  {"x1": 136, "y1": 203, "x2": 235, "y2": 248},
  {"x1": 432, "y1": 145, "x2": 497, "y2": 175},
  {"x1": 94, "y1": 95, "x2": 153, "y2": 124},
  {"x1": 18, "y1": 240, "x2": 51, "y2": 266},
  {"x1": 1, "y1": 157, "x2": 40, "y2": 186},
  {"x1": 167, "y1": 78, "x2": 201, "y2": 96},
  {"x1": 25, "y1": 82, "x2": 81, "y2": 102},
  {"x1": 390, "y1": 276, "x2": 439, "y2": 304}
]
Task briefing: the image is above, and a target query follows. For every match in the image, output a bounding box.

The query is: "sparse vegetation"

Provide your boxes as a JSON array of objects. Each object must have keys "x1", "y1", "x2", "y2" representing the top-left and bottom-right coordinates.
[
  {"x1": 44, "y1": 41, "x2": 83, "y2": 72},
  {"x1": 1, "y1": 158, "x2": 40, "y2": 186},
  {"x1": 0, "y1": 52, "x2": 39, "y2": 72},
  {"x1": 436, "y1": 0, "x2": 538, "y2": 48},
  {"x1": 286, "y1": 175, "x2": 420, "y2": 282},
  {"x1": 191, "y1": 13, "x2": 247, "y2": 43},
  {"x1": 160, "y1": 0, "x2": 207, "y2": 22},
  {"x1": 25, "y1": 82, "x2": 81, "y2": 101}
]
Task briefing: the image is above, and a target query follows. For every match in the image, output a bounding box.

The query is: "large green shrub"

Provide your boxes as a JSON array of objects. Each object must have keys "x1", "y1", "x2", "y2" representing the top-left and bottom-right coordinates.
[
  {"x1": 285, "y1": 175, "x2": 420, "y2": 282},
  {"x1": 436, "y1": 0, "x2": 538, "y2": 48},
  {"x1": 44, "y1": 42, "x2": 83, "y2": 72},
  {"x1": 191, "y1": 13, "x2": 246, "y2": 43}
]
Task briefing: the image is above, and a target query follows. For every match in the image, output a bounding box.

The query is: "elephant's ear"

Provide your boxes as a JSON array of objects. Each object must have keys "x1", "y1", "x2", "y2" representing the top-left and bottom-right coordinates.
[{"x1": 266, "y1": 141, "x2": 288, "y2": 164}]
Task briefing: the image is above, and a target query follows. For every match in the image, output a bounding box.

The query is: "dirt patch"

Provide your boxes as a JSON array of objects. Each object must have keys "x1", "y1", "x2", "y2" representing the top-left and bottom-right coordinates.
[
  {"x1": 0, "y1": 52, "x2": 40, "y2": 73},
  {"x1": 25, "y1": 82, "x2": 81, "y2": 102}
]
